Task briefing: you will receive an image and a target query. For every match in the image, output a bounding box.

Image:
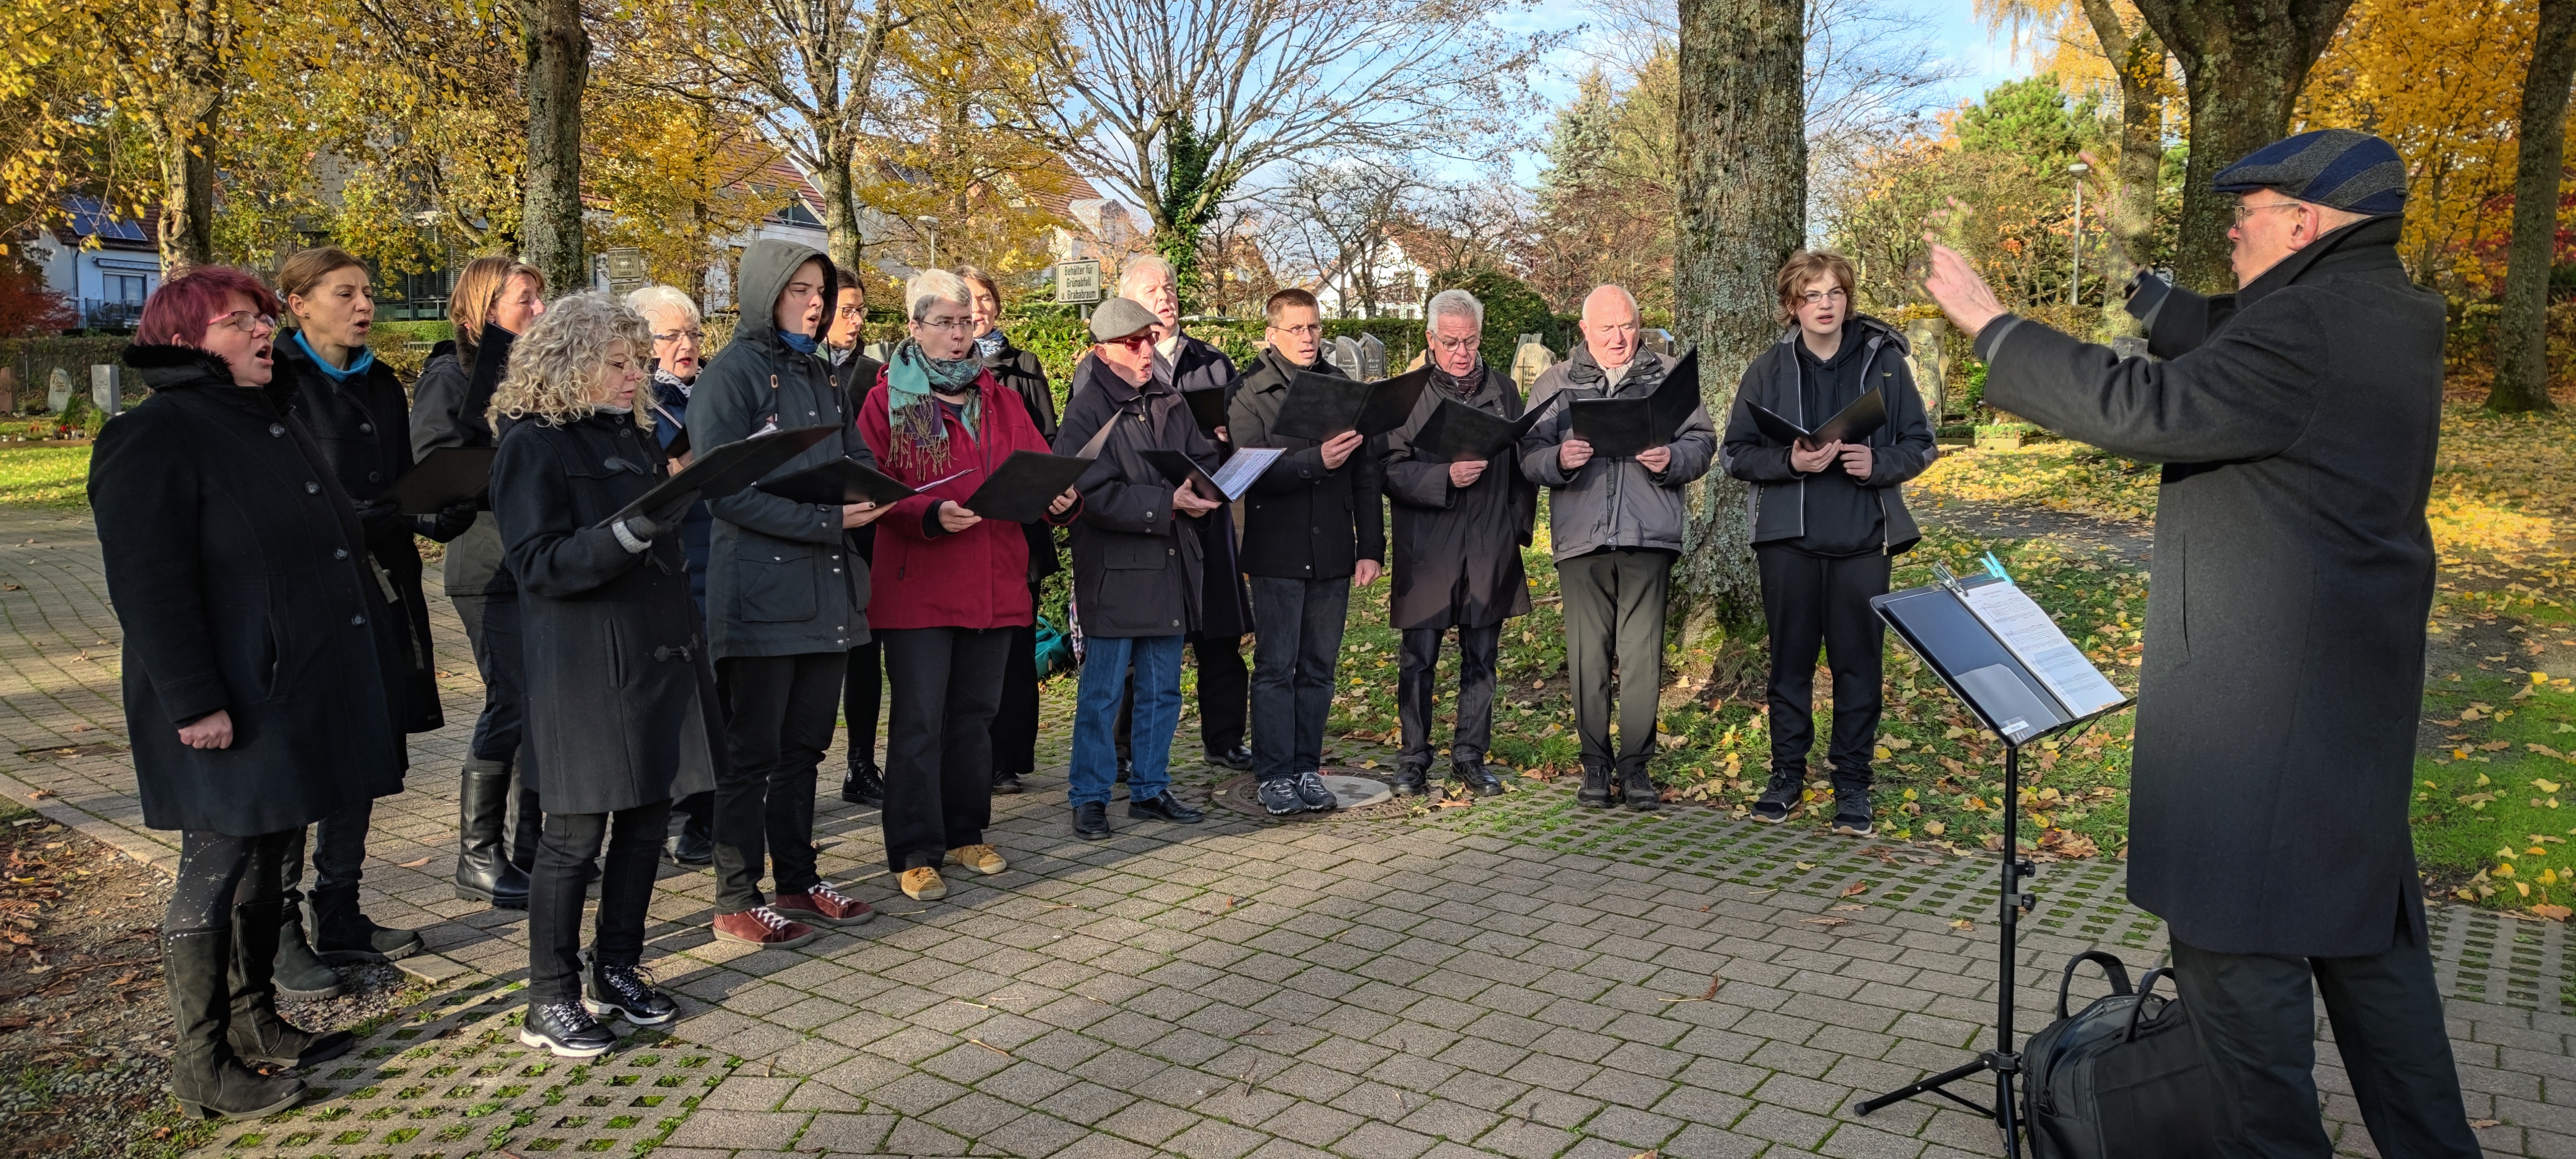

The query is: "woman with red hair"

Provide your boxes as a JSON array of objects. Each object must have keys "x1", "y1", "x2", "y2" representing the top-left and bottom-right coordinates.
[{"x1": 89, "y1": 266, "x2": 405, "y2": 1120}]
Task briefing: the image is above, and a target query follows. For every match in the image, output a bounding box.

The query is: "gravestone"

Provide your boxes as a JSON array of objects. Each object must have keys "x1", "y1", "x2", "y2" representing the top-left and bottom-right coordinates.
[
  {"x1": 0, "y1": 366, "x2": 15, "y2": 413},
  {"x1": 1326, "y1": 336, "x2": 1363, "y2": 380},
  {"x1": 1903, "y1": 317, "x2": 1950, "y2": 420},
  {"x1": 2110, "y1": 336, "x2": 2151, "y2": 361},
  {"x1": 1509, "y1": 338, "x2": 1555, "y2": 390},
  {"x1": 47, "y1": 368, "x2": 72, "y2": 414},
  {"x1": 1356, "y1": 333, "x2": 1387, "y2": 381},
  {"x1": 91, "y1": 364, "x2": 120, "y2": 416},
  {"x1": 1640, "y1": 329, "x2": 1674, "y2": 358}
]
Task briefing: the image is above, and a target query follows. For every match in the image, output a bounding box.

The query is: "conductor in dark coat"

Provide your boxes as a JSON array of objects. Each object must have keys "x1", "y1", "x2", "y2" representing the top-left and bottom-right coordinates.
[
  {"x1": 1380, "y1": 289, "x2": 1534, "y2": 799},
  {"x1": 1921, "y1": 128, "x2": 2478, "y2": 1159}
]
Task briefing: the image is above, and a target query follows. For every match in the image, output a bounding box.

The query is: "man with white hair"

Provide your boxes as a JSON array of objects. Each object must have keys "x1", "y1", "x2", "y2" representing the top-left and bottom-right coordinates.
[
  {"x1": 1517, "y1": 285, "x2": 1715, "y2": 811},
  {"x1": 626, "y1": 283, "x2": 719, "y2": 866},
  {"x1": 1381, "y1": 289, "x2": 1535, "y2": 798}
]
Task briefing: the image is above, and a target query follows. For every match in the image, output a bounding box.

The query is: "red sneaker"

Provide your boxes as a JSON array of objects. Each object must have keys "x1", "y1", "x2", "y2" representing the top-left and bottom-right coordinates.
[
  {"x1": 711, "y1": 905, "x2": 819, "y2": 949},
  {"x1": 771, "y1": 883, "x2": 875, "y2": 926}
]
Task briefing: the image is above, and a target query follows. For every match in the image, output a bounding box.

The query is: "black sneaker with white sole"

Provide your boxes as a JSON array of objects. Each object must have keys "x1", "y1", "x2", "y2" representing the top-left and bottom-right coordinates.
[
  {"x1": 1257, "y1": 778, "x2": 1305, "y2": 816},
  {"x1": 584, "y1": 962, "x2": 678, "y2": 1026},
  {"x1": 1832, "y1": 786, "x2": 1874, "y2": 836},
  {"x1": 1750, "y1": 768, "x2": 1805, "y2": 824},
  {"x1": 521, "y1": 999, "x2": 615, "y2": 1058},
  {"x1": 1293, "y1": 770, "x2": 1339, "y2": 812}
]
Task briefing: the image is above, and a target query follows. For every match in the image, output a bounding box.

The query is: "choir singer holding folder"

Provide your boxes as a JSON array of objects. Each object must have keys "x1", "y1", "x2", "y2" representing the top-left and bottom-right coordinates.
[{"x1": 1719, "y1": 251, "x2": 1936, "y2": 837}]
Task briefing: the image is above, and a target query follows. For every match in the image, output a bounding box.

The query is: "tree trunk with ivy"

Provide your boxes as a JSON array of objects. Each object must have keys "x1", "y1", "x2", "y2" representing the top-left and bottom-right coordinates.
[
  {"x1": 2129, "y1": 0, "x2": 2352, "y2": 294},
  {"x1": 518, "y1": 0, "x2": 589, "y2": 296},
  {"x1": 2490, "y1": 0, "x2": 2576, "y2": 414},
  {"x1": 1670, "y1": 0, "x2": 1804, "y2": 659},
  {"x1": 1153, "y1": 120, "x2": 1229, "y2": 309},
  {"x1": 2080, "y1": 0, "x2": 2168, "y2": 332}
]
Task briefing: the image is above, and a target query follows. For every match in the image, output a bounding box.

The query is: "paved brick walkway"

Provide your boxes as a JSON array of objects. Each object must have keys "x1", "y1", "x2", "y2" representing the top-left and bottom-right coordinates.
[{"x1": 2, "y1": 506, "x2": 2568, "y2": 1158}]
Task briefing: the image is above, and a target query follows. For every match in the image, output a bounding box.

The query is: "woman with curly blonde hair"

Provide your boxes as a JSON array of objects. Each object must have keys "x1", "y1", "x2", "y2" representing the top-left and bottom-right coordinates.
[{"x1": 487, "y1": 292, "x2": 719, "y2": 1057}]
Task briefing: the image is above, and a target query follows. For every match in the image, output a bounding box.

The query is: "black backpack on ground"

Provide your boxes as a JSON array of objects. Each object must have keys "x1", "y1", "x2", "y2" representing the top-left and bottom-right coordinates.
[{"x1": 2022, "y1": 950, "x2": 2221, "y2": 1158}]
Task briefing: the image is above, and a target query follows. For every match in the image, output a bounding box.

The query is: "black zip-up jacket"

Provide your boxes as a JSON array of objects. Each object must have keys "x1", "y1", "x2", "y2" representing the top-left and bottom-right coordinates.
[
  {"x1": 1720, "y1": 314, "x2": 1937, "y2": 555},
  {"x1": 1228, "y1": 347, "x2": 1385, "y2": 580},
  {"x1": 1055, "y1": 357, "x2": 1221, "y2": 638}
]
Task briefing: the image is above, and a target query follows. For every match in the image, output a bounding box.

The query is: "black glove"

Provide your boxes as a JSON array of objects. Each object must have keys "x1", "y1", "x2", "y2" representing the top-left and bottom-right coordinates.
[
  {"x1": 2122, "y1": 269, "x2": 2172, "y2": 321},
  {"x1": 356, "y1": 497, "x2": 404, "y2": 539},
  {"x1": 620, "y1": 489, "x2": 700, "y2": 541}
]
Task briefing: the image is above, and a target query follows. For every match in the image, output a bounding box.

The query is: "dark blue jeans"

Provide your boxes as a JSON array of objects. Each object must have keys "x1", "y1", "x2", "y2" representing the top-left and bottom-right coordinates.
[
  {"x1": 1248, "y1": 576, "x2": 1350, "y2": 783},
  {"x1": 1071, "y1": 634, "x2": 1181, "y2": 807}
]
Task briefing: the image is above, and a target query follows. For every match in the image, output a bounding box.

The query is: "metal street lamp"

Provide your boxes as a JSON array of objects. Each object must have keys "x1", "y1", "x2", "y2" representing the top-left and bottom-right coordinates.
[
  {"x1": 2068, "y1": 162, "x2": 2089, "y2": 305},
  {"x1": 917, "y1": 216, "x2": 940, "y2": 269}
]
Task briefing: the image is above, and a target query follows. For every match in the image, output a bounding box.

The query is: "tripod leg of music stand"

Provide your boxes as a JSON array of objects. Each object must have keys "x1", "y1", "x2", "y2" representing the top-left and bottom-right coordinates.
[{"x1": 1853, "y1": 1054, "x2": 1991, "y2": 1116}]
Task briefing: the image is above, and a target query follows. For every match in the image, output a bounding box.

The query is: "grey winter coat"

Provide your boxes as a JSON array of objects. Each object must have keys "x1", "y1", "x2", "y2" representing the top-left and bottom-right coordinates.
[
  {"x1": 1975, "y1": 214, "x2": 2445, "y2": 959},
  {"x1": 1718, "y1": 315, "x2": 1939, "y2": 554},
  {"x1": 689, "y1": 239, "x2": 876, "y2": 660},
  {"x1": 1516, "y1": 348, "x2": 1717, "y2": 561}
]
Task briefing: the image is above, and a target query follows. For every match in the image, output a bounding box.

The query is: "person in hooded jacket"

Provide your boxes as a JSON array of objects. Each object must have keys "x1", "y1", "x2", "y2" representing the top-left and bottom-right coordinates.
[
  {"x1": 412, "y1": 256, "x2": 548, "y2": 910},
  {"x1": 823, "y1": 280, "x2": 894, "y2": 809},
  {"x1": 1381, "y1": 289, "x2": 1537, "y2": 800},
  {"x1": 856, "y1": 270, "x2": 1080, "y2": 900},
  {"x1": 93, "y1": 266, "x2": 402, "y2": 1120},
  {"x1": 957, "y1": 266, "x2": 1058, "y2": 795},
  {"x1": 485, "y1": 292, "x2": 718, "y2": 1058},
  {"x1": 1055, "y1": 297, "x2": 1221, "y2": 841},
  {"x1": 626, "y1": 283, "x2": 720, "y2": 868},
  {"x1": 690, "y1": 239, "x2": 889, "y2": 949},
  {"x1": 268, "y1": 246, "x2": 453, "y2": 995},
  {"x1": 1719, "y1": 251, "x2": 1937, "y2": 838}
]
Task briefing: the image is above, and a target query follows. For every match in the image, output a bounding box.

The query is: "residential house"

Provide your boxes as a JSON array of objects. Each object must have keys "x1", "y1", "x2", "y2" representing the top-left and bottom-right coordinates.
[
  {"x1": 22, "y1": 197, "x2": 161, "y2": 331},
  {"x1": 1312, "y1": 232, "x2": 1431, "y2": 320}
]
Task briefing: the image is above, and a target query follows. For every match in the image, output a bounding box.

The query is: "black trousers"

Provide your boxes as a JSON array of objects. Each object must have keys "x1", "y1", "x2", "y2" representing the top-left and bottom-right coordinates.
[
  {"x1": 168, "y1": 829, "x2": 296, "y2": 933},
  {"x1": 455, "y1": 592, "x2": 542, "y2": 864},
  {"x1": 1398, "y1": 624, "x2": 1501, "y2": 771},
  {"x1": 2169, "y1": 935, "x2": 2483, "y2": 1159},
  {"x1": 1248, "y1": 577, "x2": 1350, "y2": 783},
  {"x1": 712, "y1": 652, "x2": 843, "y2": 912},
  {"x1": 877, "y1": 627, "x2": 1006, "y2": 871},
  {"x1": 1558, "y1": 549, "x2": 1669, "y2": 774},
  {"x1": 528, "y1": 799, "x2": 671, "y2": 1004},
  {"x1": 1755, "y1": 545, "x2": 1890, "y2": 787},
  {"x1": 991, "y1": 594, "x2": 1042, "y2": 777},
  {"x1": 284, "y1": 795, "x2": 370, "y2": 906},
  {"x1": 1116, "y1": 635, "x2": 1248, "y2": 759},
  {"x1": 843, "y1": 638, "x2": 883, "y2": 772}
]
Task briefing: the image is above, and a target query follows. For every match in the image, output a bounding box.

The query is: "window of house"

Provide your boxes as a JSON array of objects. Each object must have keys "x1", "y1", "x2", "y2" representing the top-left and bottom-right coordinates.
[{"x1": 107, "y1": 274, "x2": 147, "y2": 305}]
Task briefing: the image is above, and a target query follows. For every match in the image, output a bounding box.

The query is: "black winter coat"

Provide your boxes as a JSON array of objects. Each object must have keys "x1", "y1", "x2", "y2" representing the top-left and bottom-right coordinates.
[
  {"x1": 1055, "y1": 358, "x2": 1221, "y2": 638},
  {"x1": 274, "y1": 335, "x2": 449, "y2": 733},
  {"x1": 411, "y1": 335, "x2": 519, "y2": 597},
  {"x1": 982, "y1": 335, "x2": 1064, "y2": 583},
  {"x1": 1382, "y1": 363, "x2": 1536, "y2": 630},
  {"x1": 1719, "y1": 315, "x2": 1939, "y2": 555},
  {"x1": 690, "y1": 239, "x2": 875, "y2": 660},
  {"x1": 1161, "y1": 335, "x2": 1252, "y2": 639},
  {"x1": 1229, "y1": 348, "x2": 1385, "y2": 580},
  {"x1": 491, "y1": 411, "x2": 721, "y2": 815},
  {"x1": 90, "y1": 344, "x2": 404, "y2": 835},
  {"x1": 1975, "y1": 215, "x2": 2445, "y2": 959}
]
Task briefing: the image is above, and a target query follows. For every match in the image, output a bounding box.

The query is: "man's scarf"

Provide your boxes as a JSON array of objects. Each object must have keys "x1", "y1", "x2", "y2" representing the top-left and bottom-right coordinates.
[
  {"x1": 886, "y1": 337, "x2": 984, "y2": 473},
  {"x1": 1562, "y1": 342, "x2": 1665, "y2": 394},
  {"x1": 1431, "y1": 359, "x2": 1487, "y2": 402}
]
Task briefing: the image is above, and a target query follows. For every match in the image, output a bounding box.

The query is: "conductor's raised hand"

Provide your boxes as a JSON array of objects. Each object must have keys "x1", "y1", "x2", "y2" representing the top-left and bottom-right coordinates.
[
  {"x1": 1048, "y1": 486, "x2": 1079, "y2": 516},
  {"x1": 1558, "y1": 435, "x2": 1595, "y2": 472},
  {"x1": 1635, "y1": 445, "x2": 1672, "y2": 473},
  {"x1": 1918, "y1": 238, "x2": 2007, "y2": 338},
  {"x1": 936, "y1": 501, "x2": 982, "y2": 533},
  {"x1": 842, "y1": 501, "x2": 886, "y2": 529},
  {"x1": 1320, "y1": 428, "x2": 1364, "y2": 469},
  {"x1": 1173, "y1": 482, "x2": 1223, "y2": 515},
  {"x1": 1447, "y1": 460, "x2": 1487, "y2": 487},
  {"x1": 1839, "y1": 443, "x2": 1874, "y2": 479},
  {"x1": 1789, "y1": 440, "x2": 1838, "y2": 474}
]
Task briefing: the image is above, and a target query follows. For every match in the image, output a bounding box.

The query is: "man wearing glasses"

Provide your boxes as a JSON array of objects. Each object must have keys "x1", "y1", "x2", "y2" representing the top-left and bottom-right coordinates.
[
  {"x1": 1718, "y1": 252, "x2": 1937, "y2": 837},
  {"x1": 1517, "y1": 285, "x2": 1714, "y2": 812},
  {"x1": 1228, "y1": 288, "x2": 1385, "y2": 816},
  {"x1": 820, "y1": 281, "x2": 893, "y2": 811}
]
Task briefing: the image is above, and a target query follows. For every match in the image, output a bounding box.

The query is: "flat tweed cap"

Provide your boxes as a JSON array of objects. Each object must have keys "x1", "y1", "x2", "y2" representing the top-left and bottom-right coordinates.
[
  {"x1": 1089, "y1": 296, "x2": 1159, "y2": 342},
  {"x1": 2212, "y1": 128, "x2": 2407, "y2": 215}
]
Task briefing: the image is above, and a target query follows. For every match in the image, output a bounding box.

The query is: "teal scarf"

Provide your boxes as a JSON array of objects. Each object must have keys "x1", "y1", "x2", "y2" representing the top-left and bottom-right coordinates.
[
  {"x1": 292, "y1": 330, "x2": 376, "y2": 383},
  {"x1": 886, "y1": 338, "x2": 984, "y2": 473}
]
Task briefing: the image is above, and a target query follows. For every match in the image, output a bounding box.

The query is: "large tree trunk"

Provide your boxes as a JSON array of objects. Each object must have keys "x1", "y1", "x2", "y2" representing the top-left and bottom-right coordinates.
[
  {"x1": 2080, "y1": 0, "x2": 2167, "y2": 331},
  {"x1": 1672, "y1": 0, "x2": 1804, "y2": 644},
  {"x1": 519, "y1": 0, "x2": 589, "y2": 296},
  {"x1": 113, "y1": 0, "x2": 234, "y2": 271},
  {"x1": 153, "y1": 86, "x2": 222, "y2": 272},
  {"x1": 2130, "y1": 0, "x2": 2351, "y2": 293},
  {"x1": 815, "y1": 132, "x2": 865, "y2": 277},
  {"x1": 2491, "y1": 0, "x2": 2576, "y2": 414}
]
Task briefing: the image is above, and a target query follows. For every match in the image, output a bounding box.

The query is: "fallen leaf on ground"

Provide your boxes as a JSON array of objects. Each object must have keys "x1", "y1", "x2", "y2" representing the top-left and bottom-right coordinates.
[
  {"x1": 396, "y1": 856, "x2": 433, "y2": 868},
  {"x1": 1435, "y1": 798, "x2": 1472, "y2": 809},
  {"x1": 2472, "y1": 1120, "x2": 2500, "y2": 1129},
  {"x1": 1794, "y1": 861, "x2": 1816, "y2": 870},
  {"x1": 1950, "y1": 918, "x2": 1976, "y2": 931},
  {"x1": 1802, "y1": 916, "x2": 1850, "y2": 927},
  {"x1": 2534, "y1": 904, "x2": 2572, "y2": 921},
  {"x1": 1839, "y1": 881, "x2": 1869, "y2": 897},
  {"x1": 1830, "y1": 904, "x2": 1867, "y2": 912}
]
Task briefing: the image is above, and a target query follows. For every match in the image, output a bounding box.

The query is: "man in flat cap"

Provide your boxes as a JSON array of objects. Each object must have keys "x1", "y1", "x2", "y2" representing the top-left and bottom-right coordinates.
[{"x1": 1922, "y1": 129, "x2": 2477, "y2": 1156}]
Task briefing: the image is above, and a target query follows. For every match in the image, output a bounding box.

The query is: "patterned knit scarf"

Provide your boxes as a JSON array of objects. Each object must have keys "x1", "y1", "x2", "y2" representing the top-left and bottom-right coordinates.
[{"x1": 886, "y1": 337, "x2": 984, "y2": 473}]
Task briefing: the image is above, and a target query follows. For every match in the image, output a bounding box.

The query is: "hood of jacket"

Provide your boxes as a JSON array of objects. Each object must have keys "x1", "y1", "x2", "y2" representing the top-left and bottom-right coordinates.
[
  {"x1": 730, "y1": 238, "x2": 840, "y2": 352},
  {"x1": 123, "y1": 341, "x2": 297, "y2": 411}
]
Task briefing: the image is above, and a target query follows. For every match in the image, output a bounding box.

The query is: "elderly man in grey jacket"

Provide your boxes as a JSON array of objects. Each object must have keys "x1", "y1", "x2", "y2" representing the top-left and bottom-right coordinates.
[{"x1": 1517, "y1": 285, "x2": 1716, "y2": 812}]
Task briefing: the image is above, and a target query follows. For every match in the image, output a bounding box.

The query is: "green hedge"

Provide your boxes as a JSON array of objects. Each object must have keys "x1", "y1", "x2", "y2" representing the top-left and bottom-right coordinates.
[{"x1": 2, "y1": 337, "x2": 132, "y2": 412}]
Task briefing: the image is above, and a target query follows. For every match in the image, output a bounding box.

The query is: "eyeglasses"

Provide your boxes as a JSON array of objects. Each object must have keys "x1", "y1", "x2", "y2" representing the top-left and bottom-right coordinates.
[
  {"x1": 1269, "y1": 323, "x2": 1323, "y2": 338},
  {"x1": 652, "y1": 329, "x2": 706, "y2": 344},
  {"x1": 1799, "y1": 288, "x2": 1850, "y2": 305},
  {"x1": 834, "y1": 305, "x2": 864, "y2": 318},
  {"x1": 915, "y1": 316, "x2": 972, "y2": 333},
  {"x1": 2232, "y1": 200, "x2": 2304, "y2": 223},
  {"x1": 1103, "y1": 334, "x2": 1154, "y2": 351},
  {"x1": 207, "y1": 310, "x2": 276, "y2": 336},
  {"x1": 1430, "y1": 335, "x2": 1480, "y2": 351}
]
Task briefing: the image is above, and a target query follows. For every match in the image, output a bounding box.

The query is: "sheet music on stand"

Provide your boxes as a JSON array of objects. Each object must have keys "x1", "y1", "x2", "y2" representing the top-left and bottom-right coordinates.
[{"x1": 1872, "y1": 569, "x2": 2130, "y2": 745}]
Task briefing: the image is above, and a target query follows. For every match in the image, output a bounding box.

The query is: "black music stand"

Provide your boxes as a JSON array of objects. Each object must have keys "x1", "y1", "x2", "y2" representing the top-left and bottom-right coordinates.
[{"x1": 1851, "y1": 565, "x2": 2131, "y2": 1156}]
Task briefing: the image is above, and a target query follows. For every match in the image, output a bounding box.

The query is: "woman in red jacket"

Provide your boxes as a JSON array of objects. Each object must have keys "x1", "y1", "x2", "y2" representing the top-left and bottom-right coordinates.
[{"x1": 857, "y1": 270, "x2": 1078, "y2": 901}]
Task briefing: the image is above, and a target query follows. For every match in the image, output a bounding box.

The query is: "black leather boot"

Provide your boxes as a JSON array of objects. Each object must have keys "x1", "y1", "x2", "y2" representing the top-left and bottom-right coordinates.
[
  {"x1": 165, "y1": 926, "x2": 305, "y2": 1121},
  {"x1": 308, "y1": 885, "x2": 423, "y2": 964},
  {"x1": 267, "y1": 897, "x2": 343, "y2": 1001},
  {"x1": 1576, "y1": 764, "x2": 1616, "y2": 808},
  {"x1": 229, "y1": 900, "x2": 354, "y2": 1069},
  {"x1": 456, "y1": 759, "x2": 531, "y2": 908},
  {"x1": 668, "y1": 794, "x2": 714, "y2": 866}
]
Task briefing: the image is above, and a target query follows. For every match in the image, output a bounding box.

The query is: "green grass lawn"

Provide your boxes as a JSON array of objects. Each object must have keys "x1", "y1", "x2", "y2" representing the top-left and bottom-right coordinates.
[{"x1": 0, "y1": 444, "x2": 92, "y2": 508}]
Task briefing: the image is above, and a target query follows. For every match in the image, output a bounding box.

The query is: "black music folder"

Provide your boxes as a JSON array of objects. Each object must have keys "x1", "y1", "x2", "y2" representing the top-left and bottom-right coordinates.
[
  {"x1": 1271, "y1": 365, "x2": 1431, "y2": 441},
  {"x1": 1182, "y1": 387, "x2": 1230, "y2": 434},
  {"x1": 1568, "y1": 349, "x2": 1702, "y2": 458},
  {"x1": 1746, "y1": 387, "x2": 1887, "y2": 448},
  {"x1": 1138, "y1": 446, "x2": 1284, "y2": 503},
  {"x1": 1412, "y1": 398, "x2": 1545, "y2": 463},
  {"x1": 964, "y1": 451, "x2": 1093, "y2": 522},
  {"x1": 383, "y1": 448, "x2": 495, "y2": 513},
  {"x1": 609, "y1": 423, "x2": 839, "y2": 523},
  {"x1": 1871, "y1": 571, "x2": 2130, "y2": 745},
  {"x1": 755, "y1": 459, "x2": 969, "y2": 507}
]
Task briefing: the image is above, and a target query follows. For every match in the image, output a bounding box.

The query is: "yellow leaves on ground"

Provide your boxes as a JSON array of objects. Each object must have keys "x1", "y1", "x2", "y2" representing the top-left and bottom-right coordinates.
[{"x1": 1910, "y1": 443, "x2": 2157, "y2": 524}]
